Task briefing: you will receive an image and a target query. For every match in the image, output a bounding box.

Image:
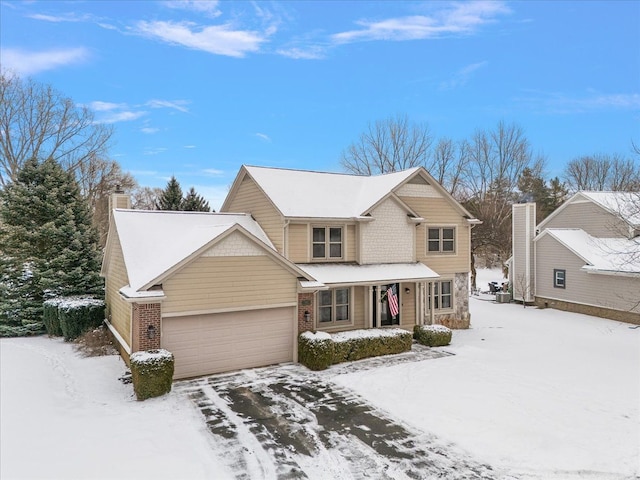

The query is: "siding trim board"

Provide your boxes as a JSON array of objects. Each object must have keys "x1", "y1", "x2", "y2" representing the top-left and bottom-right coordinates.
[{"x1": 162, "y1": 302, "x2": 298, "y2": 318}]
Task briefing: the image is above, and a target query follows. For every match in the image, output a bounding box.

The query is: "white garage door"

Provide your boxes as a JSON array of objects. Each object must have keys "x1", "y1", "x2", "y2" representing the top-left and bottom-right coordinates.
[{"x1": 163, "y1": 307, "x2": 295, "y2": 379}]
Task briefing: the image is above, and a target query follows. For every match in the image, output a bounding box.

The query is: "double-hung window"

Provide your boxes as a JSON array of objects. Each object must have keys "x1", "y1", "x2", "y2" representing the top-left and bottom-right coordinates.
[
  {"x1": 554, "y1": 269, "x2": 566, "y2": 288},
  {"x1": 318, "y1": 288, "x2": 350, "y2": 324},
  {"x1": 428, "y1": 280, "x2": 453, "y2": 310},
  {"x1": 312, "y1": 227, "x2": 343, "y2": 260},
  {"x1": 428, "y1": 227, "x2": 455, "y2": 253}
]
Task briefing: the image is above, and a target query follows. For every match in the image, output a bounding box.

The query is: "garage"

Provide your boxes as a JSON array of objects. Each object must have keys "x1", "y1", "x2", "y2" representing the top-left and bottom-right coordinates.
[{"x1": 162, "y1": 306, "x2": 296, "y2": 379}]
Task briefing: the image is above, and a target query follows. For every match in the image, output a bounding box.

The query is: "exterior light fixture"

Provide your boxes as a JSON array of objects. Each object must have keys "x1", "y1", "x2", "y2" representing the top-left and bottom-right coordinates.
[
  {"x1": 147, "y1": 324, "x2": 156, "y2": 339},
  {"x1": 304, "y1": 311, "x2": 311, "y2": 322},
  {"x1": 405, "y1": 287, "x2": 410, "y2": 294}
]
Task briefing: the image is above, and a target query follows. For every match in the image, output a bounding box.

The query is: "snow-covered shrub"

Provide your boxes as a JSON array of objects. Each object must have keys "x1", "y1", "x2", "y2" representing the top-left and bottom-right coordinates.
[
  {"x1": 414, "y1": 324, "x2": 452, "y2": 347},
  {"x1": 130, "y1": 349, "x2": 175, "y2": 401},
  {"x1": 332, "y1": 328, "x2": 413, "y2": 363},
  {"x1": 298, "y1": 331, "x2": 334, "y2": 371},
  {"x1": 42, "y1": 298, "x2": 65, "y2": 336},
  {"x1": 57, "y1": 297, "x2": 105, "y2": 341}
]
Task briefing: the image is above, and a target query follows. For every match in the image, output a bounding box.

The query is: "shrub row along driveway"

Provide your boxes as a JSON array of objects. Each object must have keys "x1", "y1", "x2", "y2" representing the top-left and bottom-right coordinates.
[{"x1": 175, "y1": 347, "x2": 498, "y2": 480}]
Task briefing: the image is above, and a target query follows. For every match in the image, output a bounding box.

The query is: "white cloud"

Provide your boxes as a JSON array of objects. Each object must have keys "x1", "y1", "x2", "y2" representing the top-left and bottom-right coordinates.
[
  {"x1": 332, "y1": 1, "x2": 510, "y2": 44},
  {"x1": 143, "y1": 147, "x2": 169, "y2": 156},
  {"x1": 440, "y1": 61, "x2": 488, "y2": 90},
  {"x1": 255, "y1": 132, "x2": 271, "y2": 142},
  {"x1": 0, "y1": 47, "x2": 89, "y2": 75},
  {"x1": 100, "y1": 110, "x2": 147, "y2": 123},
  {"x1": 201, "y1": 168, "x2": 224, "y2": 176},
  {"x1": 146, "y1": 99, "x2": 190, "y2": 113},
  {"x1": 518, "y1": 91, "x2": 640, "y2": 114},
  {"x1": 276, "y1": 46, "x2": 326, "y2": 60},
  {"x1": 163, "y1": 0, "x2": 221, "y2": 17},
  {"x1": 184, "y1": 145, "x2": 197, "y2": 149},
  {"x1": 141, "y1": 127, "x2": 160, "y2": 134},
  {"x1": 27, "y1": 12, "x2": 94, "y2": 23},
  {"x1": 134, "y1": 20, "x2": 267, "y2": 57},
  {"x1": 88, "y1": 101, "x2": 128, "y2": 111}
]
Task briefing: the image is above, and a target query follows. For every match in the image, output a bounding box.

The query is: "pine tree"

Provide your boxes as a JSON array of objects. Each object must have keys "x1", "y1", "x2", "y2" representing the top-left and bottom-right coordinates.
[
  {"x1": 182, "y1": 187, "x2": 211, "y2": 212},
  {"x1": 0, "y1": 158, "x2": 103, "y2": 333},
  {"x1": 156, "y1": 176, "x2": 184, "y2": 210}
]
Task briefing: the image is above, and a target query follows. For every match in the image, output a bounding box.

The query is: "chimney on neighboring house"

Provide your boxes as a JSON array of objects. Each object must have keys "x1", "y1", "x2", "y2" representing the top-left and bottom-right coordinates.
[
  {"x1": 511, "y1": 203, "x2": 536, "y2": 303},
  {"x1": 108, "y1": 185, "x2": 132, "y2": 223}
]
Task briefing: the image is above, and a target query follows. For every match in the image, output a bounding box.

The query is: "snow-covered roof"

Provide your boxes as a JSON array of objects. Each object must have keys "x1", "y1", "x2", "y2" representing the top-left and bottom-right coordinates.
[
  {"x1": 579, "y1": 191, "x2": 640, "y2": 227},
  {"x1": 112, "y1": 209, "x2": 276, "y2": 291},
  {"x1": 297, "y1": 262, "x2": 439, "y2": 287},
  {"x1": 243, "y1": 165, "x2": 422, "y2": 218},
  {"x1": 537, "y1": 228, "x2": 640, "y2": 275}
]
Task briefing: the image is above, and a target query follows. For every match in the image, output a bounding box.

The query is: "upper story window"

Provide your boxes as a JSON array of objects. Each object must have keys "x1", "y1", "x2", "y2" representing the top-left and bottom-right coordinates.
[
  {"x1": 312, "y1": 227, "x2": 343, "y2": 259},
  {"x1": 427, "y1": 227, "x2": 455, "y2": 253},
  {"x1": 554, "y1": 269, "x2": 566, "y2": 288}
]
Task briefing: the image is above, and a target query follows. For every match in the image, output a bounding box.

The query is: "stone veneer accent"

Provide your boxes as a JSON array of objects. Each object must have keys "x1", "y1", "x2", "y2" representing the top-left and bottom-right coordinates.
[
  {"x1": 132, "y1": 303, "x2": 162, "y2": 351},
  {"x1": 435, "y1": 272, "x2": 471, "y2": 329},
  {"x1": 536, "y1": 297, "x2": 640, "y2": 326},
  {"x1": 297, "y1": 293, "x2": 315, "y2": 334}
]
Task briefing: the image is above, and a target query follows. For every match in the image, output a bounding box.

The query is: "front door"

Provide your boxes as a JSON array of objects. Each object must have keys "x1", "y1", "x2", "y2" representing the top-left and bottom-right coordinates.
[{"x1": 373, "y1": 284, "x2": 400, "y2": 327}]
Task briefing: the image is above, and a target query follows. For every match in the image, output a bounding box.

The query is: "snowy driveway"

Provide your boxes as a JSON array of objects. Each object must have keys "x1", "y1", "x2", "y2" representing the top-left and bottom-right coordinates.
[{"x1": 175, "y1": 347, "x2": 499, "y2": 480}]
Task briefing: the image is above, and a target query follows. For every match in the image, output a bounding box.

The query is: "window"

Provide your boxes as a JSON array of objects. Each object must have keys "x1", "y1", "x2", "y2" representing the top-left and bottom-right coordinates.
[
  {"x1": 428, "y1": 280, "x2": 453, "y2": 310},
  {"x1": 554, "y1": 269, "x2": 566, "y2": 289},
  {"x1": 318, "y1": 288, "x2": 350, "y2": 324},
  {"x1": 312, "y1": 227, "x2": 343, "y2": 259},
  {"x1": 427, "y1": 227, "x2": 455, "y2": 253}
]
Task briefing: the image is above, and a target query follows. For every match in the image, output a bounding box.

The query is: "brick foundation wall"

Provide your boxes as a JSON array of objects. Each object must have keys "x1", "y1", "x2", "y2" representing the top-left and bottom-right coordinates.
[
  {"x1": 298, "y1": 293, "x2": 314, "y2": 334},
  {"x1": 132, "y1": 302, "x2": 162, "y2": 352},
  {"x1": 536, "y1": 297, "x2": 640, "y2": 326}
]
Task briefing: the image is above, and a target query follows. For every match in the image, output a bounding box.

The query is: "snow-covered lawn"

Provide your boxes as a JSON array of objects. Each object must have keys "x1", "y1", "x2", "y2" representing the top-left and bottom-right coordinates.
[
  {"x1": 336, "y1": 270, "x2": 640, "y2": 479},
  {"x1": 1, "y1": 268, "x2": 638, "y2": 479}
]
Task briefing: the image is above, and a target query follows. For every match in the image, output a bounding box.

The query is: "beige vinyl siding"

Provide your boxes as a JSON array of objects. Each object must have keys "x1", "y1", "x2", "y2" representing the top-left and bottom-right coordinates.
[
  {"x1": 222, "y1": 176, "x2": 285, "y2": 253},
  {"x1": 105, "y1": 232, "x2": 132, "y2": 347},
  {"x1": 400, "y1": 282, "x2": 416, "y2": 329},
  {"x1": 536, "y1": 234, "x2": 640, "y2": 314},
  {"x1": 162, "y1": 255, "x2": 298, "y2": 315},
  {"x1": 286, "y1": 222, "x2": 358, "y2": 263},
  {"x1": 401, "y1": 196, "x2": 470, "y2": 273},
  {"x1": 315, "y1": 286, "x2": 366, "y2": 332},
  {"x1": 544, "y1": 201, "x2": 629, "y2": 238},
  {"x1": 287, "y1": 223, "x2": 308, "y2": 262}
]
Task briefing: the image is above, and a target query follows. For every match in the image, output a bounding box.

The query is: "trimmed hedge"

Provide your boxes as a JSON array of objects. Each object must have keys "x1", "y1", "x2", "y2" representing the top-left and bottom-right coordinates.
[
  {"x1": 299, "y1": 328, "x2": 413, "y2": 371},
  {"x1": 42, "y1": 298, "x2": 64, "y2": 336},
  {"x1": 130, "y1": 349, "x2": 175, "y2": 401},
  {"x1": 55, "y1": 298, "x2": 105, "y2": 341},
  {"x1": 414, "y1": 324, "x2": 452, "y2": 347}
]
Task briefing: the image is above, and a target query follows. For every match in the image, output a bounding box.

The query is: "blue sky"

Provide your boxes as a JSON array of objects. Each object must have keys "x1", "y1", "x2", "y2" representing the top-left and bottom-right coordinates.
[{"x1": 1, "y1": 0, "x2": 639, "y2": 209}]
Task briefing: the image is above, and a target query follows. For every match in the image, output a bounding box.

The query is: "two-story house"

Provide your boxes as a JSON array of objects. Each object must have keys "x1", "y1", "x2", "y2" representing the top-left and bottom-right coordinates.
[
  {"x1": 101, "y1": 165, "x2": 479, "y2": 379},
  {"x1": 511, "y1": 192, "x2": 640, "y2": 324}
]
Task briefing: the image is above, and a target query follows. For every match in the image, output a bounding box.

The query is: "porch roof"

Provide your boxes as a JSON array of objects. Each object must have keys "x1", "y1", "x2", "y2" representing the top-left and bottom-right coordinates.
[{"x1": 297, "y1": 262, "x2": 439, "y2": 287}]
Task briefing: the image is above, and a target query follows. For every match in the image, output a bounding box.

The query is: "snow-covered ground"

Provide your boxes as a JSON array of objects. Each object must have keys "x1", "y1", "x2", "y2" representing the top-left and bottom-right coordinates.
[{"x1": 1, "y1": 269, "x2": 638, "y2": 479}]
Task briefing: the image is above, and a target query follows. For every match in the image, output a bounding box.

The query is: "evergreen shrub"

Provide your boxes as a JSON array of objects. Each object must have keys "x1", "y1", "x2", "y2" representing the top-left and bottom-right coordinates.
[
  {"x1": 298, "y1": 331, "x2": 334, "y2": 371},
  {"x1": 414, "y1": 324, "x2": 452, "y2": 347},
  {"x1": 42, "y1": 298, "x2": 64, "y2": 336},
  {"x1": 332, "y1": 328, "x2": 413, "y2": 363},
  {"x1": 57, "y1": 298, "x2": 105, "y2": 341},
  {"x1": 130, "y1": 349, "x2": 175, "y2": 401}
]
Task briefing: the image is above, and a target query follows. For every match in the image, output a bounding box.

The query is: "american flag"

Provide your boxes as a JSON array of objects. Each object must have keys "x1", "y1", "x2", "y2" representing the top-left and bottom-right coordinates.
[{"x1": 387, "y1": 284, "x2": 399, "y2": 318}]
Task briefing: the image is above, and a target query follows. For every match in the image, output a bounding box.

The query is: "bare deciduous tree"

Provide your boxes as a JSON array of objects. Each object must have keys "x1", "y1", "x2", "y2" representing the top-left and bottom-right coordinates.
[
  {"x1": 427, "y1": 137, "x2": 469, "y2": 198},
  {"x1": 563, "y1": 153, "x2": 640, "y2": 192},
  {"x1": 0, "y1": 71, "x2": 113, "y2": 187},
  {"x1": 340, "y1": 114, "x2": 434, "y2": 175},
  {"x1": 132, "y1": 186, "x2": 163, "y2": 210}
]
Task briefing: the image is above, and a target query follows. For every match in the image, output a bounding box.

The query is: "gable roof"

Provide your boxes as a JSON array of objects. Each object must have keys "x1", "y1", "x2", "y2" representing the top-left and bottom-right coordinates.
[
  {"x1": 222, "y1": 165, "x2": 476, "y2": 220},
  {"x1": 538, "y1": 191, "x2": 640, "y2": 230},
  {"x1": 108, "y1": 209, "x2": 284, "y2": 292},
  {"x1": 535, "y1": 228, "x2": 640, "y2": 275}
]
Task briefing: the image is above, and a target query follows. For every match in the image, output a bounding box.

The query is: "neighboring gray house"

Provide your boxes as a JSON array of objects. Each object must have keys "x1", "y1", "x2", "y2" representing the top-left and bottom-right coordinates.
[{"x1": 511, "y1": 192, "x2": 640, "y2": 324}]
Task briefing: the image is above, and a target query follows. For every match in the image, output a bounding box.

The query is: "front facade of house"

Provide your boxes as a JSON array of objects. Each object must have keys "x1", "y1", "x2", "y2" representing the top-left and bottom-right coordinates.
[
  {"x1": 102, "y1": 166, "x2": 479, "y2": 379},
  {"x1": 512, "y1": 192, "x2": 640, "y2": 324}
]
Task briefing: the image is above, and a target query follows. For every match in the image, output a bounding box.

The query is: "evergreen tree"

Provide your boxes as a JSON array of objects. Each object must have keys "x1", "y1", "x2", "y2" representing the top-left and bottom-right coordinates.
[
  {"x1": 0, "y1": 158, "x2": 103, "y2": 333},
  {"x1": 156, "y1": 176, "x2": 184, "y2": 210},
  {"x1": 182, "y1": 187, "x2": 211, "y2": 212},
  {"x1": 517, "y1": 167, "x2": 551, "y2": 223}
]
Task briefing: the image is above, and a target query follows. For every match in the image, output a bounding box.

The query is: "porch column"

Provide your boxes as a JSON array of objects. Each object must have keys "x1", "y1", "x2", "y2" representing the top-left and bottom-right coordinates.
[
  {"x1": 429, "y1": 281, "x2": 435, "y2": 325},
  {"x1": 132, "y1": 302, "x2": 161, "y2": 352}
]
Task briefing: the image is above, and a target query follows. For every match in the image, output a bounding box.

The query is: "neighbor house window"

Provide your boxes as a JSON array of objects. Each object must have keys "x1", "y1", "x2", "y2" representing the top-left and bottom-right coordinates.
[
  {"x1": 312, "y1": 227, "x2": 343, "y2": 259},
  {"x1": 428, "y1": 280, "x2": 453, "y2": 310},
  {"x1": 554, "y1": 269, "x2": 566, "y2": 288},
  {"x1": 427, "y1": 227, "x2": 455, "y2": 253},
  {"x1": 318, "y1": 288, "x2": 350, "y2": 324}
]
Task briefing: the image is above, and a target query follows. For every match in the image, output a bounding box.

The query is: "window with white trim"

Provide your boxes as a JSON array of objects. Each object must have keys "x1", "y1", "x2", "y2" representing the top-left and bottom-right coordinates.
[
  {"x1": 554, "y1": 269, "x2": 566, "y2": 288},
  {"x1": 427, "y1": 227, "x2": 455, "y2": 253},
  {"x1": 318, "y1": 288, "x2": 350, "y2": 324},
  {"x1": 428, "y1": 280, "x2": 453, "y2": 310},
  {"x1": 312, "y1": 227, "x2": 343, "y2": 259}
]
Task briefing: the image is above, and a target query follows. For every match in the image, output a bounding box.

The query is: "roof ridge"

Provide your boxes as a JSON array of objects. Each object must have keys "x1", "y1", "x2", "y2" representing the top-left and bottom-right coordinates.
[{"x1": 245, "y1": 164, "x2": 421, "y2": 178}]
